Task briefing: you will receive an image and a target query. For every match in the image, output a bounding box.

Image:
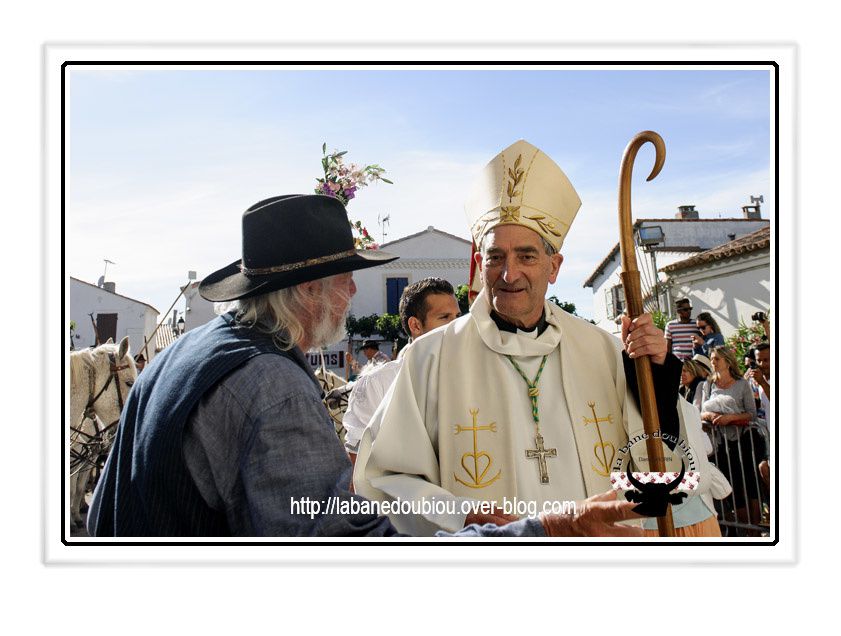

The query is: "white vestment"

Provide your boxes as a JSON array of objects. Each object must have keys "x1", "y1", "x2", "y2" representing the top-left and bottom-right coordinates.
[{"x1": 354, "y1": 290, "x2": 714, "y2": 536}]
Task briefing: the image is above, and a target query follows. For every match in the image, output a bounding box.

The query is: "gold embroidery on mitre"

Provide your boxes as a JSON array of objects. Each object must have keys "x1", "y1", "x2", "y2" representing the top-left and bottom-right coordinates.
[
  {"x1": 582, "y1": 401, "x2": 615, "y2": 477},
  {"x1": 524, "y1": 214, "x2": 564, "y2": 238},
  {"x1": 507, "y1": 154, "x2": 525, "y2": 199},
  {"x1": 465, "y1": 140, "x2": 582, "y2": 253},
  {"x1": 499, "y1": 206, "x2": 521, "y2": 223},
  {"x1": 453, "y1": 409, "x2": 502, "y2": 489},
  {"x1": 497, "y1": 154, "x2": 525, "y2": 223}
]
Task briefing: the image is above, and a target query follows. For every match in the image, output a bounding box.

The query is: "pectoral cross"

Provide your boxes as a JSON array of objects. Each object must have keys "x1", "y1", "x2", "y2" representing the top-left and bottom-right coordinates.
[
  {"x1": 526, "y1": 433, "x2": 557, "y2": 485},
  {"x1": 583, "y1": 401, "x2": 615, "y2": 477},
  {"x1": 454, "y1": 409, "x2": 502, "y2": 489}
]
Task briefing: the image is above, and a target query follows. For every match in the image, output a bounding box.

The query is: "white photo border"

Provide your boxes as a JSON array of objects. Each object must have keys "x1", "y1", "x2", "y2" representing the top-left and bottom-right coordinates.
[{"x1": 45, "y1": 43, "x2": 796, "y2": 564}]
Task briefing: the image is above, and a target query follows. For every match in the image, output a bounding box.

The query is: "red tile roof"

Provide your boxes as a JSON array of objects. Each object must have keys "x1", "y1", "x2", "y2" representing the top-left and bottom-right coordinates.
[{"x1": 155, "y1": 325, "x2": 177, "y2": 352}]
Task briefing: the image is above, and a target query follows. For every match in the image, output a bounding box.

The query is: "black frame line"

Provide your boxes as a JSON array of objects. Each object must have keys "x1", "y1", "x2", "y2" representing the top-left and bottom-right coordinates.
[{"x1": 60, "y1": 59, "x2": 780, "y2": 548}]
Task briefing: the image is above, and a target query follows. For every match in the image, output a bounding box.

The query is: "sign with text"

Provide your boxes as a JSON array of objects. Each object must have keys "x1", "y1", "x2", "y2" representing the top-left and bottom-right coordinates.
[{"x1": 306, "y1": 350, "x2": 345, "y2": 370}]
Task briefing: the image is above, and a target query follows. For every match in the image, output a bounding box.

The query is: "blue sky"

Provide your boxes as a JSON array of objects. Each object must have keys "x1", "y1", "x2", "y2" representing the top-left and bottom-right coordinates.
[{"x1": 66, "y1": 66, "x2": 772, "y2": 319}]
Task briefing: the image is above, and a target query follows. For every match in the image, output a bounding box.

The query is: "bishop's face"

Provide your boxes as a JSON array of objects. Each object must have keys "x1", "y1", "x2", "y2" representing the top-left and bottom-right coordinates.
[{"x1": 475, "y1": 224, "x2": 563, "y2": 329}]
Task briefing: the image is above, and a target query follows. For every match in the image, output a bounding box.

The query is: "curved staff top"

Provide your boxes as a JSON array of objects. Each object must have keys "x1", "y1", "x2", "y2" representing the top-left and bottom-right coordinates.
[{"x1": 617, "y1": 130, "x2": 675, "y2": 538}]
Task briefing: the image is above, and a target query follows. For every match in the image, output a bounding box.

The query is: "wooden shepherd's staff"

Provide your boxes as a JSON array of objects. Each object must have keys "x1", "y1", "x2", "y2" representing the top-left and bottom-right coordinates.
[{"x1": 618, "y1": 130, "x2": 675, "y2": 538}]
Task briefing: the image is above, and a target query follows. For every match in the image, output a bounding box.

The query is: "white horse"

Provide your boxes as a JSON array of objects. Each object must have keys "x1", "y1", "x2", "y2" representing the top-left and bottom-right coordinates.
[{"x1": 69, "y1": 337, "x2": 137, "y2": 528}]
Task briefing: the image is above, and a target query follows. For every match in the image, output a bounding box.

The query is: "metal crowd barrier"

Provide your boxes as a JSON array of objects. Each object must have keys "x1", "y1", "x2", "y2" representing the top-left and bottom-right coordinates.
[{"x1": 708, "y1": 422, "x2": 770, "y2": 537}]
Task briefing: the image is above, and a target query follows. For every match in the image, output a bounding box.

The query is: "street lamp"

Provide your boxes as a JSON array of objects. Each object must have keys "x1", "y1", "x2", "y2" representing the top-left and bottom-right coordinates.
[{"x1": 636, "y1": 225, "x2": 665, "y2": 313}]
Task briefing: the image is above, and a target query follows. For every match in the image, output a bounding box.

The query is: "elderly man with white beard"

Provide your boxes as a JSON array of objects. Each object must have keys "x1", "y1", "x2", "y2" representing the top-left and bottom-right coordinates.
[{"x1": 89, "y1": 194, "x2": 644, "y2": 538}]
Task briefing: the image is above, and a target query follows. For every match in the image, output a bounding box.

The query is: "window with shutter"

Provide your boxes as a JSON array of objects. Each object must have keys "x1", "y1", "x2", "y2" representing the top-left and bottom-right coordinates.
[
  {"x1": 96, "y1": 313, "x2": 118, "y2": 344},
  {"x1": 386, "y1": 277, "x2": 408, "y2": 315}
]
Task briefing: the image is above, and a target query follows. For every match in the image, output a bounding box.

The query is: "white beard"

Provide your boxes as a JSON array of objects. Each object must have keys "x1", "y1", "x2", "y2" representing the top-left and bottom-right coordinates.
[
  {"x1": 308, "y1": 278, "x2": 351, "y2": 350},
  {"x1": 310, "y1": 308, "x2": 349, "y2": 350}
]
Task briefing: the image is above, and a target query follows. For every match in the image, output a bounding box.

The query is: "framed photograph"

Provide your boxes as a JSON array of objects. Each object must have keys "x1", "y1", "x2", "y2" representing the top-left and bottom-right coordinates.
[{"x1": 47, "y1": 43, "x2": 794, "y2": 564}]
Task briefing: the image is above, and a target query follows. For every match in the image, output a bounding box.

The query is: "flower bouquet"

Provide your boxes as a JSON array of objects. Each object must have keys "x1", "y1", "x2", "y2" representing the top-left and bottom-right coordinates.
[{"x1": 315, "y1": 143, "x2": 393, "y2": 250}]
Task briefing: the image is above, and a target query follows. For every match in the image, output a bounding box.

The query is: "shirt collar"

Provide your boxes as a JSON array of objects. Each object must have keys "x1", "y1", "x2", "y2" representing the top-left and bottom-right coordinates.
[{"x1": 490, "y1": 310, "x2": 549, "y2": 336}]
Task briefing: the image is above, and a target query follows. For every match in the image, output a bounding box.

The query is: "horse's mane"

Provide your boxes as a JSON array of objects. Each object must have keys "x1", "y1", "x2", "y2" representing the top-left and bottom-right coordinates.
[
  {"x1": 70, "y1": 348, "x2": 95, "y2": 388},
  {"x1": 70, "y1": 342, "x2": 122, "y2": 387}
]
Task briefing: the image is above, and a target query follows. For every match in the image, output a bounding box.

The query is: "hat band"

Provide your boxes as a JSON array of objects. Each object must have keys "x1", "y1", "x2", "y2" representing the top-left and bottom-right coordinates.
[{"x1": 240, "y1": 248, "x2": 357, "y2": 276}]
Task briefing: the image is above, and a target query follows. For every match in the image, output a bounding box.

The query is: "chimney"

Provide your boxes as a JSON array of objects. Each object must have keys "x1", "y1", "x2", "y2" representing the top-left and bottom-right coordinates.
[
  {"x1": 172, "y1": 309, "x2": 178, "y2": 328},
  {"x1": 742, "y1": 205, "x2": 762, "y2": 220},
  {"x1": 676, "y1": 205, "x2": 699, "y2": 220},
  {"x1": 103, "y1": 281, "x2": 116, "y2": 294},
  {"x1": 728, "y1": 233, "x2": 737, "y2": 242}
]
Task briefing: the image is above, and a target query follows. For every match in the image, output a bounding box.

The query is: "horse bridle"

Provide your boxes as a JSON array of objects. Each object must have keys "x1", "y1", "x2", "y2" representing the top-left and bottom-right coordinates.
[
  {"x1": 85, "y1": 352, "x2": 132, "y2": 417},
  {"x1": 70, "y1": 352, "x2": 133, "y2": 473}
]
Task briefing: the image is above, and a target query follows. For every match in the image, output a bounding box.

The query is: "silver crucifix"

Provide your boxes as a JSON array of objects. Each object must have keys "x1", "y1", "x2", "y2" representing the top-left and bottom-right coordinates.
[{"x1": 526, "y1": 433, "x2": 557, "y2": 484}]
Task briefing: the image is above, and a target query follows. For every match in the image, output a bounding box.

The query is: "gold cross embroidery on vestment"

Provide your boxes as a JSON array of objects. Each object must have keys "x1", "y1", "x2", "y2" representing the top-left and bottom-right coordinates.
[
  {"x1": 453, "y1": 409, "x2": 502, "y2": 489},
  {"x1": 582, "y1": 401, "x2": 615, "y2": 477}
]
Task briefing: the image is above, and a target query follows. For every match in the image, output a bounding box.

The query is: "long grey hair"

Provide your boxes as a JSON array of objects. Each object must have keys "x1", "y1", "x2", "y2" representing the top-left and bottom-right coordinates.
[{"x1": 216, "y1": 276, "x2": 350, "y2": 351}]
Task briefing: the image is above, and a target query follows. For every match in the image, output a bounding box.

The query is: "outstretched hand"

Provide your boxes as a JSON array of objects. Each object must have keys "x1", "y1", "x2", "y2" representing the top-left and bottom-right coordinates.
[
  {"x1": 539, "y1": 490, "x2": 645, "y2": 537},
  {"x1": 621, "y1": 313, "x2": 668, "y2": 365},
  {"x1": 464, "y1": 506, "x2": 520, "y2": 528}
]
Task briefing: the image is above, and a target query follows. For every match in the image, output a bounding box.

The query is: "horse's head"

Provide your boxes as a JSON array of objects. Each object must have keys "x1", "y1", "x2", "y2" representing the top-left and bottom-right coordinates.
[{"x1": 86, "y1": 336, "x2": 138, "y2": 426}]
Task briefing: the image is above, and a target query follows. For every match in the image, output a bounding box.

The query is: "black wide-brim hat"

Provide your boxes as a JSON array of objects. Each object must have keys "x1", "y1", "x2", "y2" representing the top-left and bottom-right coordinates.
[
  {"x1": 199, "y1": 194, "x2": 398, "y2": 302},
  {"x1": 359, "y1": 339, "x2": 380, "y2": 351}
]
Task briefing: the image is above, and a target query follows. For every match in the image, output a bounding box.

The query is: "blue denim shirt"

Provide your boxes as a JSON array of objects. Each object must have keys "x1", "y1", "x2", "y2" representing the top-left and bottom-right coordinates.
[{"x1": 182, "y1": 351, "x2": 401, "y2": 536}]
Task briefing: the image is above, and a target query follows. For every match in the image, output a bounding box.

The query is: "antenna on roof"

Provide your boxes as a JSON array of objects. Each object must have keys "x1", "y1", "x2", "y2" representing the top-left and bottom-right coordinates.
[
  {"x1": 378, "y1": 213, "x2": 390, "y2": 244},
  {"x1": 103, "y1": 258, "x2": 115, "y2": 281}
]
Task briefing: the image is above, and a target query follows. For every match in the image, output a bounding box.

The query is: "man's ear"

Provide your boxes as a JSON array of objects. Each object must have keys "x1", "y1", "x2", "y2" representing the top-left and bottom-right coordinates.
[
  {"x1": 473, "y1": 250, "x2": 484, "y2": 272},
  {"x1": 473, "y1": 250, "x2": 486, "y2": 284},
  {"x1": 407, "y1": 316, "x2": 423, "y2": 339},
  {"x1": 297, "y1": 280, "x2": 321, "y2": 315},
  {"x1": 547, "y1": 253, "x2": 564, "y2": 284}
]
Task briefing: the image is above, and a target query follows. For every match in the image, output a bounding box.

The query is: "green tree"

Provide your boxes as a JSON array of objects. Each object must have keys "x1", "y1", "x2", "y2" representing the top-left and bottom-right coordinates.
[
  {"x1": 455, "y1": 284, "x2": 470, "y2": 315},
  {"x1": 375, "y1": 313, "x2": 402, "y2": 342},
  {"x1": 547, "y1": 296, "x2": 578, "y2": 315},
  {"x1": 726, "y1": 317, "x2": 770, "y2": 373},
  {"x1": 650, "y1": 309, "x2": 668, "y2": 332},
  {"x1": 345, "y1": 314, "x2": 358, "y2": 338},
  {"x1": 353, "y1": 314, "x2": 380, "y2": 338}
]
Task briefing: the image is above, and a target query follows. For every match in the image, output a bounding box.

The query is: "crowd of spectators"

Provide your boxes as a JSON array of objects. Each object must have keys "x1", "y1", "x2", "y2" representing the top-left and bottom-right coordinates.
[{"x1": 666, "y1": 298, "x2": 772, "y2": 535}]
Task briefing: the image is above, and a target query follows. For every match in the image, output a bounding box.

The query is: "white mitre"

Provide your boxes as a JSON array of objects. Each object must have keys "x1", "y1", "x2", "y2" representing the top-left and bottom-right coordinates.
[{"x1": 465, "y1": 139, "x2": 582, "y2": 253}]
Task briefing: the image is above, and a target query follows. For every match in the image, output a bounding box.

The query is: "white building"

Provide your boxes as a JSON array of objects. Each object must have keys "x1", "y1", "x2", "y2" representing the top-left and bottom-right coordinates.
[
  {"x1": 338, "y1": 225, "x2": 472, "y2": 375},
  {"x1": 69, "y1": 277, "x2": 159, "y2": 360},
  {"x1": 183, "y1": 281, "x2": 217, "y2": 332},
  {"x1": 582, "y1": 205, "x2": 769, "y2": 335},
  {"x1": 350, "y1": 225, "x2": 472, "y2": 317},
  {"x1": 661, "y1": 226, "x2": 770, "y2": 338}
]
